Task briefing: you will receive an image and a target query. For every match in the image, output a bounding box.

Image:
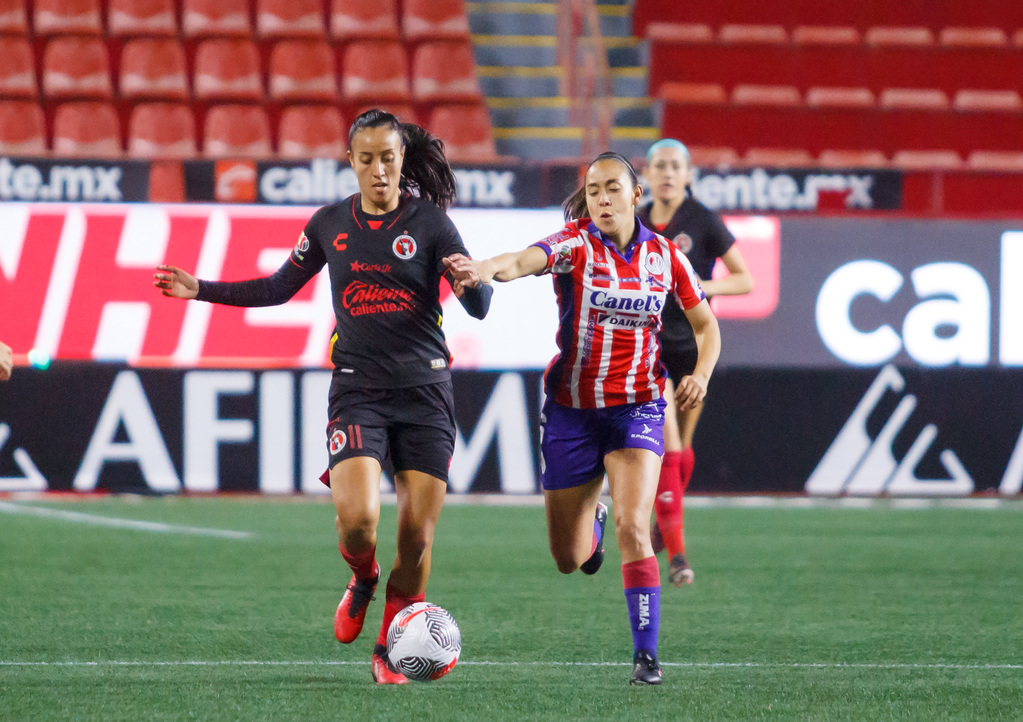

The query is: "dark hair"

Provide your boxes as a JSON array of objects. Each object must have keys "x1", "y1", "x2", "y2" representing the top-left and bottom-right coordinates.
[
  {"x1": 562, "y1": 151, "x2": 641, "y2": 221},
  {"x1": 348, "y1": 108, "x2": 458, "y2": 210}
]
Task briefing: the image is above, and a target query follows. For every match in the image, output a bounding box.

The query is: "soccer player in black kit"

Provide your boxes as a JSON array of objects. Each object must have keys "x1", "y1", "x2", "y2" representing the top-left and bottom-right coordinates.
[
  {"x1": 638, "y1": 139, "x2": 753, "y2": 587},
  {"x1": 154, "y1": 109, "x2": 492, "y2": 684}
]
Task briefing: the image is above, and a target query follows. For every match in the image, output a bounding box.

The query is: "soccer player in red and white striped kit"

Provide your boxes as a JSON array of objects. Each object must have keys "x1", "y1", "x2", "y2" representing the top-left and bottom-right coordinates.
[
  {"x1": 639, "y1": 139, "x2": 754, "y2": 586},
  {"x1": 448, "y1": 152, "x2": 721, "y2": 684}
]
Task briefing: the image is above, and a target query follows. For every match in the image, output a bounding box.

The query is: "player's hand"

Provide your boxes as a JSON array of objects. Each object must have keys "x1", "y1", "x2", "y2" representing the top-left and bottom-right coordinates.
[
  {"x1": 442, "y1": 254, "x2": 486, "y2": 293},
  {"x1": 675, "y1": 373, "x2": 708, "y2": 410},
  {"x1": 0, "y1": 340, "x2": 12, "y2": 381},
  {"x1": 153, "y1": 265, "x2": 199, "y2": 299}
]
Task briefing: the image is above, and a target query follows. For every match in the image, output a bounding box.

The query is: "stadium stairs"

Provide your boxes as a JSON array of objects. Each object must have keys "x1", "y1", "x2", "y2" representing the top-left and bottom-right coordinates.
[{"x1": 467, "y1": 0, "x2": 657, "y2": 160}]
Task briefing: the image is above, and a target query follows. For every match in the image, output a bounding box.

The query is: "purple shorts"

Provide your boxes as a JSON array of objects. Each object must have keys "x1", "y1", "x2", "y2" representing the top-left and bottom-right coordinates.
[{"x1": 539, "y1": 396, "x2": 666, "y2": 491}]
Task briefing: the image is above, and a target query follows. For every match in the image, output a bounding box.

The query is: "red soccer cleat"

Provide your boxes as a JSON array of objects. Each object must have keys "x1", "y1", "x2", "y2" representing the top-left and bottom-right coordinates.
[
  {"x1": 371, "y1": 650, "x2": 409, "y2": 685},
  {"x1": 334, "y1": 572, "x2": 378, "y2": 644}
]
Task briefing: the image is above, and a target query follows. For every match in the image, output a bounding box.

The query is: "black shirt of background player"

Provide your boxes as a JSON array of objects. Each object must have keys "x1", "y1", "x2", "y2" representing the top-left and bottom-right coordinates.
[
  {"x1": 638, "y1": 195, "x2": 735, "y2": 346},
  {"x1": 196, "y1": 193, "x2": 478, "y2": 388}
]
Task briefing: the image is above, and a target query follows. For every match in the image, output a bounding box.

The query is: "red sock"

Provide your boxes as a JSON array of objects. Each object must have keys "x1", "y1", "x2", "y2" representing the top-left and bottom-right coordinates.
[
  {"x1": 667, "y1": 447, "x2": 695, "y2": 556},
  {"x1": 339, "y1": 543, "x2": 378, "y2": 582},
  {"x1": 654, "y1": 451, "x2": 683, "y2": 554},
  {"x1": 376, "y1": 580, "x2": 426, "y2": 648}
]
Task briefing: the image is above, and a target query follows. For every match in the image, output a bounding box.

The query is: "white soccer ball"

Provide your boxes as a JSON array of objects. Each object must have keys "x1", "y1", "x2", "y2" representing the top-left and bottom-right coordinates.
[{"x1": 385, "y1": 602, "x2": 461, "y2": 682}]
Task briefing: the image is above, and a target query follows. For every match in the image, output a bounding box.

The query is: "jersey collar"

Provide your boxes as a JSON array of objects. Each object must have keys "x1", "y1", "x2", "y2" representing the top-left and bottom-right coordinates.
[{"x1": 586, "y1": 216, "x2": 655, "y2": 263}]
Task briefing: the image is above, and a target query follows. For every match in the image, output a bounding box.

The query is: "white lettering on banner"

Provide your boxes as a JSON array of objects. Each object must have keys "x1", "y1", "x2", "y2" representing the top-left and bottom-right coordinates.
[
  {"x1": 449, "y1": 373, "x2": 536, "y2": 493},
  {"x1": 260, "y1": 160, "x2": 359, "y2": 204},
  {"x1": 0, "y1": 158, "x2": 122, "y2": 202},
  {"x1": 74, "y1": 371, "x2": 180, "y2": 492},
  {"x1": 172, "y1": 209, "x2": 230, "y2": 365},
  {"x1": 693, "y1": 168, "x2": 875, "y2": 211},
  {"x1": 817, "y1": 260, "x2": 994, "y2": 367},
  {"x1": 183, "y1": 371, "x2": 255, "y2": 492},
  {"x1": 805, "y1": 365, "x2": 973, "y2": 496},
  {"x1": 34, "y1": 207, "x2": 87, "y2": 360},
  {"x1": 0, "y1": 423, "x2": 47, "y2": 491},
  {"x1": 259, "y1": 372, "x2": 294, "y2": 493},
  {"x1": 1000, "y1": 426, "x2": 1023, "y2": 495},
  {"x1": 1001, "y1": 232, "x2": 1023, "y2": 365},
  {"x1": 0, "y1": 203, "x2": 30, "y2": 278},
  {"x1": 300, "y1": 371, "x2": 333, "y2": 494},
  {"x1": 453, "y1": 170, "x2": 515, "y2": 206}
]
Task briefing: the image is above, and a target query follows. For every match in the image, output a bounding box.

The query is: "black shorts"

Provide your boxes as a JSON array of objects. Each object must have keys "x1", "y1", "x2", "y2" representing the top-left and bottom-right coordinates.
[
  {"x1": 659, "y1": 338, "x2": 699, "y2": 387},
  {"x1": 324, "y1": 376, "x2": 456, "y2": 483}
]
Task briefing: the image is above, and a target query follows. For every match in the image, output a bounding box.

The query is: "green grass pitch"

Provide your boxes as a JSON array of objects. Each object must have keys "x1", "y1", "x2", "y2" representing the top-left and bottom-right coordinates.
[{"x1": 1, "y1": 496, "x2": 1022, "y2": 720}]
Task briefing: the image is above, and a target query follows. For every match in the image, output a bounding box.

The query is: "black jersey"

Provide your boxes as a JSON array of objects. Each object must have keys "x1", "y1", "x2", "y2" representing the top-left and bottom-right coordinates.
[
  {"x1": 197, "y1": 193, "x2": 483, "y2": 388},
  {"x1": 638, "y1": 195, "x2": 735, "y2": 345}
]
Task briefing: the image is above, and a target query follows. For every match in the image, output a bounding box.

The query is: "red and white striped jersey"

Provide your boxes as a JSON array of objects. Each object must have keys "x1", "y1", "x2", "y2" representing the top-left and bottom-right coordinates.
[{"x1": 533, "y1": 218, "x2": 706, "y2": 409}]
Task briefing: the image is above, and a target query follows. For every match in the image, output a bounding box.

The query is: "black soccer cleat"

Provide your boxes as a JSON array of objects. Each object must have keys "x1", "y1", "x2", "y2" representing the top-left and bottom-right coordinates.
[
  {"x1": 629, "y1": 649, "x2": 663, "y2": 685},
  {"x1": 579, "y1": 502, "x2": 608, "y2": 575},
  {"x1": 668, "y1": 553, "x2": 694, "y2": 587}
]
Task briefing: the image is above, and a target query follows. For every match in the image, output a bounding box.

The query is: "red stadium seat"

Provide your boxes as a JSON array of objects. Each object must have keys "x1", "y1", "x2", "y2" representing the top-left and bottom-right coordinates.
[
  {"x1": 0, "y1": 36, "x2": 37, "y2": 98},
  {"x1": 966, "y1": 151, "x2": 1023, "y2": 171},
  {"x1": 719, "y1": 24, "x2": 788, "y2": 44},
  {"x1": 952, "y1": 89, "x2": 1023, "y2": 112},
  {"x1": 879, "y1": 87, "x2": 950, "y2": 109},
  {"x1": 53, "y1": 101, "x2": 122, "y2": 156},
  {"x1": 34, "y1": 0, "x2": 102, "y2": 35},
  {"x1": 128, "y1": 102, "x2": 197, "y2": 157},
  {"x1": 685, "y1": 145, "x2": 739, "y2": 167},
  {"x1": 818, "y1": 149, "x2": 888, "y2": 167},
  {"x1": 938, "y1": 27, "x2": 1007, "y2": 47},
  {"x1": 341, "y1": 41, "x2": 410, "y2": 103},
  {"x1": 658, "y1": 82, "x2": 727, "y2": 104},
  {"x1": 182, "y1": 0, "x2": 252, "y2": 38},
  {"x1": 412, "y1": 41, "x2": 481, "y2": 103},
  {"x1": 731, "y1": 84, "x2": 801, "y2": 106},
  {"x1": 892, "y1": 149, "x2": 962, "y2": 169},
  {"x1": 0, "y1": 101, "x2": 46, "y2": 153},
  {"x1": 269, "y1": 40, "x2": 337, "y2": 102},
  {"x1": 203, "y1": 104, "x2": 272, "y2": 157},
  {"x1": 42, "y1": 36, "x2": 113, "y2": 100},
  {"x1": 119, "y1": 38, "x2": 189, "y2": 100},
  {"x1": 805, "y1": 87, "x2": 875, "y2": 107},
  {"x1": 257, "y1": 0, "x2": 326, "y2": 38},
  {"x1": 193, "y1": 39, "x2": 264, "y2": 102},
  {"x1": 278, "y1": 104, "x2": 345, "y2": 158},
  {"x1": 427, "y1": 103, "x2": 496, "y2": 162},
  {"x1": 791, "y1": 26, "x2": 860, "y2": 45},
  {"x1": 330, "y1": 0, "x2": 399, "y2": 41},
  {"x1": 865, "y1": 26, "x2": 934, "y2": 46},
  {"x1": 742, "y1": 147, "x2": 814, "y2": 166},
  {"x1": 0, "y1": 0, "x2": 29, "y2": 34},
  {"x1": 1014, "y1": 29, "x2": 1023, "y2": 48},
  {"x1": 645, "y1": 22, "x2": 714, "y2": 43},
  {"x1": 108, "y1": 0, "x2": 177, "y2": 37},
  {"x1": 402, "y1": 0, "x2": 470, "y2": 42}
]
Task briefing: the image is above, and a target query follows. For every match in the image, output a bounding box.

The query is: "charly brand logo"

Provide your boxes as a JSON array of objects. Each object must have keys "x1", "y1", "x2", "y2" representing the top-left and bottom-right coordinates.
[
  {"x1": 805, "y1": 365, "x2": 974, "y2": 496},
  {"x1": 293, "y1": 232, "x2": 310, "y2": 260},
  {"x1": 392, "y1": 234, "x2": 417, "y2": 259}
]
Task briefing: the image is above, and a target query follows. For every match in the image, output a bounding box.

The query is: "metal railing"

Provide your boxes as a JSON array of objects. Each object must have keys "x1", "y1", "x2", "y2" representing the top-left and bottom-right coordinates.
[{"x1": 556, "y1": 0, "x2": 614, "y2": 160}]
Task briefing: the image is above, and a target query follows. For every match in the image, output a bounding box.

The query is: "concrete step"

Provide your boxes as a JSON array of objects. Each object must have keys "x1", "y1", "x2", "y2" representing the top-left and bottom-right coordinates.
[
  {"x1": 477, "y1": 66, "x2": 647, "y2": 99},
  {"x1": 487, "y1": 97, "x2": 654, "y2": 128},
  {"x1": 471, "y1": 35, "x2": 642, "y2": 68}
]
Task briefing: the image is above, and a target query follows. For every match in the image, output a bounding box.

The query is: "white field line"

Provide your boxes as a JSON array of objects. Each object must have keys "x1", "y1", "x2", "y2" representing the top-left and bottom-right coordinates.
[
  {"x1": 0, "y1": 501, "x2": 254, "y2": 539},
  {"x1": 0, "y1": 660, "x2": 1021, "y2": 670}
]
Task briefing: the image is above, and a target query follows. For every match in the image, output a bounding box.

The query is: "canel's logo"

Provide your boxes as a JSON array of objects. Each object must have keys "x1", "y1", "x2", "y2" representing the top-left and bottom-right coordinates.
[{"x1": 805, "y1": 365, "x2": 974, "y2": 496}]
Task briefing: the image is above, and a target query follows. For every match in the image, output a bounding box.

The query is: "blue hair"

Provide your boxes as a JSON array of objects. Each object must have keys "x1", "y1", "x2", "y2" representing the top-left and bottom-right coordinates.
[{"x1": 646, "y1": 138, "x2": 690, "y2": 164}]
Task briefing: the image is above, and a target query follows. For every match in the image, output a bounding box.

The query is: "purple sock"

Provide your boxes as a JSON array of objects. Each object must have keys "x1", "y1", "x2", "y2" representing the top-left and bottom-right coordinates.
[{"x1": 622, "y1": 557, "x2": 661, "y2": 657}]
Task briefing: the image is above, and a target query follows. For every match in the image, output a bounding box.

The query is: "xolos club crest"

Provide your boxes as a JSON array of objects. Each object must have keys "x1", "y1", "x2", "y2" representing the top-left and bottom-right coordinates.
[{"x1": 392, "y1": 233, "x2": 417, "y2": 259}]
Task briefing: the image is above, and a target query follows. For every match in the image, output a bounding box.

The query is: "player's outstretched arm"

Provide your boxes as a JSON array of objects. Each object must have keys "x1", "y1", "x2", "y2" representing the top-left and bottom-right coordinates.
[
  {"x1": 0, "y1": 340, "x2": 12, "y2": 381},
  {"x1": 442, "y1": 254, "x2": 493, "y2": 320},
  {"x1": 153, "y1": 265, "x2": 199, "y2": 299},
  {"x1": 480, "y1": 246, "x2": 549, "y2": 283},
  {"x1": 676, "y1": 301, "x2": 721, "y2": 409}
]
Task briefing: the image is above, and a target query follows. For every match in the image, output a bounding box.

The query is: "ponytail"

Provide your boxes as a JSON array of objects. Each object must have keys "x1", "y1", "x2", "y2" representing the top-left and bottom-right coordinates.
[
  {"x1": 399, "y1": 122, "x2": 457, "y2": 211},
  {"x1": 347, "y1": 109, "x2": 457, "y2": 211},
  {"x1": 562, "y1": 151, "x2": 640, "y2": 222}
]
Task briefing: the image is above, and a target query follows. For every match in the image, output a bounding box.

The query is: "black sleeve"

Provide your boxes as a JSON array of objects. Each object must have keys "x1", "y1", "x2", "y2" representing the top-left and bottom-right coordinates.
[
  {"x1": 456, "y1": 282, "x2": 493, "y2": 320},
  {"x1": 706, "y1": 210, "x2": 737, "y2": 259},
  {"x1": 195, "y1": 258, "x2": 316, "y2": 307}
]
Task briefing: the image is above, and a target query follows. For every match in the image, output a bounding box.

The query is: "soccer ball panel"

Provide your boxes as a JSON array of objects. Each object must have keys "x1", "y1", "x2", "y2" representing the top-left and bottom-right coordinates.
[{"x1": 385, "y1": 602, "x2": 461, "y2": 682}]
